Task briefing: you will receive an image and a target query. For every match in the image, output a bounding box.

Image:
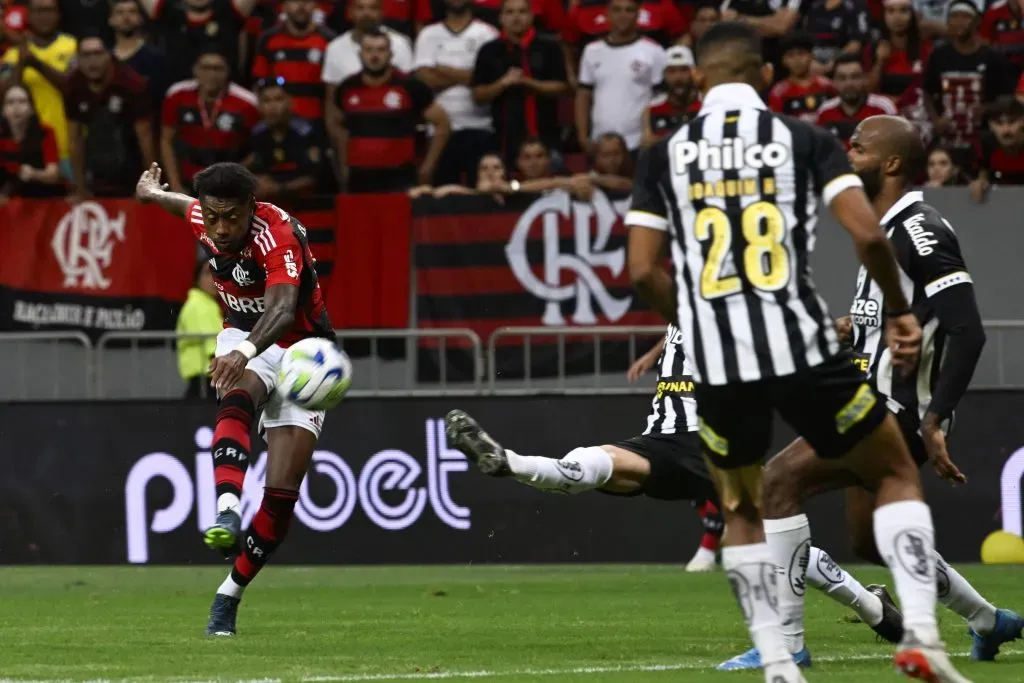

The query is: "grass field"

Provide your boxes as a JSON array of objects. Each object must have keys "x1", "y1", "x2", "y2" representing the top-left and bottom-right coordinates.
[{"x1": 1, "y1": 565, "x2": 1023, "y2": 682}]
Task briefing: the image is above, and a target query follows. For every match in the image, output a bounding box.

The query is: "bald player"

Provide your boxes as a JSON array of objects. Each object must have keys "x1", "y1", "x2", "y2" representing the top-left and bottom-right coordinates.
[{"x1": 721, "y1": 116, "x2": 1021, "y2": 672}]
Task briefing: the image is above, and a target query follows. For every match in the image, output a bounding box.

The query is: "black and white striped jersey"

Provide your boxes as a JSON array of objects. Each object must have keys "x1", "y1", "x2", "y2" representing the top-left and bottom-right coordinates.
[
  {"x1": 626, "y1": 82, "x2": 859, "y2": 386},
  {"x1": 643, "y1": 324, "x2": 699, "y2": 435},
  {"x1": 850, "y1": 191, "x2": 975, "y2": 422}
]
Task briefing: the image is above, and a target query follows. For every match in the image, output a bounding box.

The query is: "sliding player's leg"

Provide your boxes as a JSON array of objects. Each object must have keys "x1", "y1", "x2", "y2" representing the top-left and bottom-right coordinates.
[{"x1": 206, "y1": 393, "x2": 322, "y2": 636}]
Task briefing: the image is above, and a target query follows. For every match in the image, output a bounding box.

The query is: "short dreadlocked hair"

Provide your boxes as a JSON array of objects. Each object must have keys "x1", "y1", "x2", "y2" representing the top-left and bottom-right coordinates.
[{"x1": 192, "y1": 163, "x2": 258, "y2": 203}]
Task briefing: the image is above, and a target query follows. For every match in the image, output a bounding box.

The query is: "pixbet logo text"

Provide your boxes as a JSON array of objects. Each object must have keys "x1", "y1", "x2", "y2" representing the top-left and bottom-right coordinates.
[{"x1": 124, "y1": 419, "x2": 470, "y2": 563}]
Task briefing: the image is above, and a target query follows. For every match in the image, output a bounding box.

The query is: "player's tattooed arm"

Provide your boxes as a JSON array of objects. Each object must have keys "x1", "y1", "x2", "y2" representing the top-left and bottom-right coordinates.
[
  {"x1": 135, "y1": 163, "x2": 193, "y2": 218},
  {"x1": 209, "y1": 284, "x2": 299, "y2": 392},
  {"x1": 246, "y1": 283, "x2": 300, "y2": 355}
]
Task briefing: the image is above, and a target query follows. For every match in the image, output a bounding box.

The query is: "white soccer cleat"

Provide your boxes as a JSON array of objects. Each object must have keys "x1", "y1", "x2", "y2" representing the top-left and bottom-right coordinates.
[
  {"x1": 685, "y1": 546, "x2": 717, "y2": 573},
  {"x1": 894, "y1": 634, "x2": 973, "y2": 683}
]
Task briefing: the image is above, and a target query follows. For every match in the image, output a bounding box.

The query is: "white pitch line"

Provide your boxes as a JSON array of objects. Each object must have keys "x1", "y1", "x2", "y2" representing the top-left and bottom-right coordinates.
[{"x1": 3, "y1": 649, "x2": 1020, "y2": 683}]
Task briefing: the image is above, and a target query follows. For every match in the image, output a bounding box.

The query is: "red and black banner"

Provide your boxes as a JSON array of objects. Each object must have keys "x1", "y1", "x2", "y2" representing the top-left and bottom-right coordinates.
[
  {"x1": 413, "y1": 190, "x2": 663, "y2": 379},
  {"x1": 0, "y1": 198, "x2": 195, "y2": 336}
]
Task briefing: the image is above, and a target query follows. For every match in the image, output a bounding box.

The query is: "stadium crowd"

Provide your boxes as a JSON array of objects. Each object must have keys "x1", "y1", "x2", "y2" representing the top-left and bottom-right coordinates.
[{"x1": 0, "y1": 0, "x2": 1022, "y2": 203}]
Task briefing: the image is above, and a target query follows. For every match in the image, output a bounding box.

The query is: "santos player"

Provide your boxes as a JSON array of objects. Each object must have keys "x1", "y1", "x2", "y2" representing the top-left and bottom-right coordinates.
[
  {"x1": 719, "y1": 116, "x2": 1024, "y2": 669},
  {"x1": 625, "y1": 22, "x2": 967, "y2": 683},
  {"x1": 136, "y1": 162, "x2": 334, "y2": 637}
]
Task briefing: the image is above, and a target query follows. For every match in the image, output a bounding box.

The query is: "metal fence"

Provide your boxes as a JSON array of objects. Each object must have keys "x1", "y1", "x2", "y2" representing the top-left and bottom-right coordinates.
[{"x1": 1, "y1": 322, "x2": 1023, "y2": 400}]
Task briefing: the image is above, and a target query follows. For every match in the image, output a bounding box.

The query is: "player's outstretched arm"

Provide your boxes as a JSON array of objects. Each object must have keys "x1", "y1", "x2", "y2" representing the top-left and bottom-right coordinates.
[
  {"x1": 135, "y1": 162, "x2": 194, "y2": 218},
  {"x1": 209, "y1": 283, "x2": 299, "y2": 391}
]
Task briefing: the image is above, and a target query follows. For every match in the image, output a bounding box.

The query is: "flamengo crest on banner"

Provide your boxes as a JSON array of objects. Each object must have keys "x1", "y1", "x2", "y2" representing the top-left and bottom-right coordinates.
[
  {"x1": 51, "y1": 202, "x2": 126, "y2": 289},
  {"x1": 505, "y1": 190, "x2": 633, "y2": 326}
]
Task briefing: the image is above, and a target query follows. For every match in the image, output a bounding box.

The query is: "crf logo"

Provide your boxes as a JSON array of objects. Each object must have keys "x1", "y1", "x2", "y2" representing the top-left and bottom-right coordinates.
[
  {"x1": 219, "y1": 292, "x2": 266, "y2": 313},
  {"x1": 51, "y1": 201, "x2": 126, "y2": 289},
  {"x1": 232, "y1": 263, "x2": 255, "y2": 287},
  {"x1": 505, "y1": 190, "x2": 632, "y2": 325}
]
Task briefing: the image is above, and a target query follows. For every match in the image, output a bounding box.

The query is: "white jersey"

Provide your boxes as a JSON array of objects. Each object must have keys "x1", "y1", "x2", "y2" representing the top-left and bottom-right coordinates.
[
  {"x1": 413, "y1": 19, "x2": 497, "y2": 131},
  {"x1": 626, "y1": 83, "x2": 860, "y2": 385},
  {"x1": 643, "y1": 324, "x2": 699, "y2": 435},
  {"x1": 578, "y1": 37, "x2": 666, "y2": 150}
]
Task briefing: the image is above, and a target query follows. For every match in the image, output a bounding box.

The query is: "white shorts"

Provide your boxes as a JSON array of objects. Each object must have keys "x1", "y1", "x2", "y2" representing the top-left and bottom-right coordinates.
[{"x1": 214, "y1": 327, "x2": 325, "y2": 440}]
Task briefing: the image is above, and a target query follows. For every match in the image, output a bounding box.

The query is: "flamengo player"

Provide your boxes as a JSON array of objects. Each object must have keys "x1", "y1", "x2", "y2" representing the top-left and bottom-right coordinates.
[{"x1": 135, "y1": 161, "x2": 335, "y2": 636}]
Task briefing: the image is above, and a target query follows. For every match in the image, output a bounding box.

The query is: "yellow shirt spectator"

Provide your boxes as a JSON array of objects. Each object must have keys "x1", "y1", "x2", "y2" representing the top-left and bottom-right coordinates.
[
  {"x1": 176, "y1": 263, "x2": 223, "y2": 398},
  {"x1": 3, "y1": 33, "x2": 77, "y2": 158}
]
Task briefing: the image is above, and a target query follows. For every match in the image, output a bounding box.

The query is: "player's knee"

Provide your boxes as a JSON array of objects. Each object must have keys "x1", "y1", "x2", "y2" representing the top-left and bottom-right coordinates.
[{"x1": 218, "y1": 389, "x2": 256, "y2": 421}]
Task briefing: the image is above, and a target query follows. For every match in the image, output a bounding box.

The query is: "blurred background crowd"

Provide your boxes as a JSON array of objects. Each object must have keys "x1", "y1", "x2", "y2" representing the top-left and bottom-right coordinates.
[{"x1": 0, "y1": 0, "x2": 1021, "y2": 205}]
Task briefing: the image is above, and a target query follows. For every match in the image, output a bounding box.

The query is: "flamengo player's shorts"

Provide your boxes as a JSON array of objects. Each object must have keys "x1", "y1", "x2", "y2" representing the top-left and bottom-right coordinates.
[{"x1": 215, "y1": 327, "x2": 325, "y2": 440}]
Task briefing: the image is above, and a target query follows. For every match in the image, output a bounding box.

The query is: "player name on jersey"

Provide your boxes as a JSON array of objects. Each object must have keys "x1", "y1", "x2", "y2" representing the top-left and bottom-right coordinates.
[
  {"x1": 643, "y1": 324, "x2": 698, "y2": 435},
  {"x1": 850, "y1": 190, "x2": 973, "y2": 421}
]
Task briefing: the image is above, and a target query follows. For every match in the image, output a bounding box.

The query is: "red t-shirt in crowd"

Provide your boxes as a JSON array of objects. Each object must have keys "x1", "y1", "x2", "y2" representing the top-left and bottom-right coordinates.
[
  {"x1": 646, "y1": 94, "x2": 700, "y2": 139},
  {"x1": 768, "y1": 76, "x2": 836, "y2": 122},
  {"x1": 162, "y1": 81, "x2": 261, "y2": 186},
  {"x1": 814, "y1": 94, "x2": 898, "y2": 147},
  {"x1": 0, "y1": 121, "x2": 61, "y2": 196},
  {"x1": 976, "y1": 132, "x2": 1024, "y2": 185},
  {"x1": 980, "y1": 0, "x2": 1024, "y2": 72},
  {"x1": 863, "y1": 39, "x2": 932, "y2": 98},
  {"x1": 561, "y1": 0, "x2": 685, "y2": 48}
]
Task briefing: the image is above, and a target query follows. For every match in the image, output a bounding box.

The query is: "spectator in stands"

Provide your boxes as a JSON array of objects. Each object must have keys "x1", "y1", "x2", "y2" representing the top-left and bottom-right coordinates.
[
  {"x1": 139, "y1": 0, "x2": 256, "y2": 83},
  {"x1": 768, "y1": 31, "x2": 836, "y2": 122},
  {"x1": 972, "y1": 95, "x2": 1024, "y2": 201},
  {"x1": 176, "y1": 261, "x2": 221, "y2": 400},
  {"x1": 66, "y1": 32, "x2": 153, "y2": 199},
  {"x1": 814, "y1": 53, "x2": 897, "y2": 147},
  {"x1": 251, "y1": 0, "x2": 335, "y2": 122},
  {"x1": 562, "y1": 0, "x2": 684, "y2": 59},
  {"x1": 61, "y1": 0, "x2": 114, "y2": 39},
  {"x1": 515, "y1": 135, "x2": 555, "y2": 180},
  {"x1": 980, "y1": 0, "x2": 1024, "y2": 77},
  {"x1": 450, "y1": 0, "x2": 566, "y2": 35},
  {"x1": 408, "y1": 151, "x2": 510, "y2": 197},
  {"x1": 580, "y1": 131, "x2": 633, "y2": 194},
  {"x1": 415, "y1": 0, "x2": 498, "y2": 186},
  {"x1": 641, "y1": 45, "x2": 698, "y2": 147},
  {"x1": 721, "y1": 0, "x2": 801, "y2": 65},
  {"x1": 924, "y1": 0, "x2": 1016, "y2": 168},
  {"x1": 322, "y1": 0, "x2": 414, "y2": 166},
  {"x1": 323, "y1": 0, "x2": 414, "y2": 88},
  {"x1": 0, "y1": 0, "x2": 76, "y2": 170},
  {"x1": 109, "y1": 0, "x2": 167, "y2": 117},
  {"x1": 913, "y1": 0, "x2": 950, "y2": 38},
  {"x1": 0, "y1": 83, "x2": 61, "y2": 199},
  {"x1": 678, "y1": 2, "x2": 720, "y2": 49},
  {"x1": 576, "y1": 0, "x2": 665, "y2": 154},
  {"x1": 801, "y1": 0, "x2": 870, "y2": 74},
  {"x1": 471, "y1": 0, "x2": 570, "y2": 166},
  {"x1": 161, "y1": 47, "x2": 260, "y2": 193},
  {"x1": 245, "y1": 77, "x2": 320, "y2": 200},
  {"x1": 925, "y1": 146, "x2": 969, "y2": 186},
  {"x1": 865, "y1": 0, "x2": 931, "y2": 99},
  {"x1": 335, "y1": 29, "x2": 450, "y2": 193}
]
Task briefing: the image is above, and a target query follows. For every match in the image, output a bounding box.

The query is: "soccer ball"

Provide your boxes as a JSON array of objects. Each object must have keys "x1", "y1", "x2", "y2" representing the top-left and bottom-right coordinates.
[{"x1": 277, "y1": 337, "x2": 352, "y2": 411}]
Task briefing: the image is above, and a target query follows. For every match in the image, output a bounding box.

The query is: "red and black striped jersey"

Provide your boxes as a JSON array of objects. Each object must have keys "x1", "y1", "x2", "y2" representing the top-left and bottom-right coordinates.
[
  {"x1": 561, "y1": 0, "x2": 685, "y2": 48},
  {"x1": 980, "y1": 1, "x2": 1024, "y2": 71},
  {"x1": 162, "y1": 81, "x2": 261, "y2": 186},
  {"x1": 814, "y1": 94, "x2": 897, "y2": 148},
  {"x1": 646, "y1": 93, "x2": 700, "y2": 139},
  {"x1": 246, "y1": 0, "x2": 339, "y2": 37},
  {"x1": 976, "y1": 132, "x2": 1024, "y2": 185},
  {"x1": 251, "y1": 25, "x2": 336, "y2": 121},
  {"x1": 767, "y1": 76, "x2": 836, "y2": 122},
  {"x1": 188, "y1": 199, "x2": 333, "y2": 345},
  {"x1": 335, "y1": 71, "x2": 434, "y2": 170}
]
